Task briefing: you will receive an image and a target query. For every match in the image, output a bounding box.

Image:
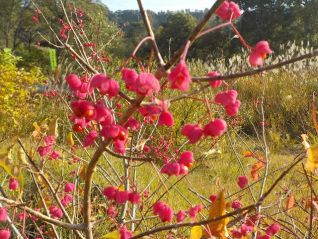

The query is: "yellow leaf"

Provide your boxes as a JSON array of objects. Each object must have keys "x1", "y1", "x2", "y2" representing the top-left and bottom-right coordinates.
[
  {"x1": 48, "y1": 118, "x2": 59, "y2": 138},
  {"x1": 17, "y1": 147, "x2": 28, "y2": 165},
  {"x1": 79, "y1": 164, "x2": 87, "y2": 181},
  {"x1": 67, "y1": 132, "x2": 75, "y2": 146},
  {"x1": 306, "y1": 144, "x2": 318, "y2": 172},
  {"x1": 203, "y1": 190, "x2": 229, "y2": 239},
  {"x1": 99, "y1": 230, "x2": 120, "y2": 239},
  {"x1": 190, "y1": 226, "x2": 203, "y2": 239}
]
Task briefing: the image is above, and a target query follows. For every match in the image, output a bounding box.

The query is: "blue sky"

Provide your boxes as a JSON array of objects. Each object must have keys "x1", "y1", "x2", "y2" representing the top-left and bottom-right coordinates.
[{"x1": 101, "y1": 0, "x2": 215, "y2": 11}]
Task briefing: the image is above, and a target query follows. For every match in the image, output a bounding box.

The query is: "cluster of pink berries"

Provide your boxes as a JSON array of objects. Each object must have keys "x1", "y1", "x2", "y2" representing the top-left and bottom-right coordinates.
[
  {"x1": 37, "y1": 135, "x2": 60, "y2": 160},
  {"x1": 215, "y1": 90, "x2": 241, "y2": 116},
  {"x1": 153, "y1": 201, "x2": 204, "y2": 223},
  {"x1": 103, "y1": 186, "x2": 141, "y2": 205},
  {"x1": 61, "y1": 182, "x2": 75, "y2": 207},
  {"x1": 9, "y1": 178, "x2": 19, "y2": 191},
  {"x1": 161, "y1": 151, "x2": 194, "y2": 176}
]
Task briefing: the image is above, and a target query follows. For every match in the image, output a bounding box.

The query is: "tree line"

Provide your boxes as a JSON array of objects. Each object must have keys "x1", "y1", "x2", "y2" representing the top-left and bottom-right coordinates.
[{"x1": 0, "y1": 0, "x2": 317, "y2": 68}]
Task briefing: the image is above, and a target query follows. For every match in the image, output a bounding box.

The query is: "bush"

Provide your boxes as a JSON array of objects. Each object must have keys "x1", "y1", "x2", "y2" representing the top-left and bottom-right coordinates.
[{"x1": 0, "y1": 50, "x2": 45, "y2": 138}]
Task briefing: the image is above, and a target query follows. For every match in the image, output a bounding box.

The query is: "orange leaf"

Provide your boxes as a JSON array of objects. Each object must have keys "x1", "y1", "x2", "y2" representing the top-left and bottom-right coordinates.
[
  {"x1": 203, "y1": 191, "x2": 229, "y2": 238},
  {"x1": 286, "y1": 195, "x2": 295, "y2": 213},
  {"x1": 243, "y1": 151, "x2": 253, "y2": 158},
  {"x1": 251, "y1": 161, "x2": 265, "y2": 180}
]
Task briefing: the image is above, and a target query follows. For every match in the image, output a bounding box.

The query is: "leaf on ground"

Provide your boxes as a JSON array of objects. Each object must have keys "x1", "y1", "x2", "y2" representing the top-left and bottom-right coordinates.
[
  {"x1": 190, "y1": 226, "x2": 203, "y2": 239},
  {"x1": 203, "y1": 190, "x2": 229, "y2": 238}
]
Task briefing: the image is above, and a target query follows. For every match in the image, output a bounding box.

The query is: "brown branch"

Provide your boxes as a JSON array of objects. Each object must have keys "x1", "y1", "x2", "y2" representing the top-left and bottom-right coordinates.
[
  {"x1": 104, "y1": 147, "x2": 154, "y2": 162},
  {"x1": 136, "y1": 0, "x2": 165, "y2": 68},
  {"x1": 192, "y1": 49, "x2": 318, "y2": 82},
  {"x1": 0, "y1": 196, "x2": 84, "y2": 231},
  {"x1": 164, "y1": 0, "x2": 226, "y2": 70}
]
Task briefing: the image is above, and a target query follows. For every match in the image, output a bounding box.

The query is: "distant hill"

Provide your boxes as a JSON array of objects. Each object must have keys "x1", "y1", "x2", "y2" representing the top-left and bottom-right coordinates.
[{"x1": 109, "y1": 9, "x2": 208, "y2": 29}]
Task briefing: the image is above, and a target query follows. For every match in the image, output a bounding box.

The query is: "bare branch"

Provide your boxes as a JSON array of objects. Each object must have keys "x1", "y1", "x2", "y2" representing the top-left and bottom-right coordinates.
[{"x1": 0, "y1": 196, "x2": 84, "y2": 231}]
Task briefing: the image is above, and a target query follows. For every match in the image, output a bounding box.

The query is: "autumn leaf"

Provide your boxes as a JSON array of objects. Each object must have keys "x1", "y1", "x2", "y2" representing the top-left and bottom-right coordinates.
[
  {"x1": 243, "y1": 151, "x2": 253, "y2": 158},
  {"x1": 66, "y1": 132, "x2": 75, "y2": 146},
  {"x1": 305, "y1": 144, "x2": 318, "y2": 172},
  {"x1": 203, "y1": 190, "x2": 229, "y2": 238},
  {"x1": 48, "y1": 118, "x2": 59, "y2": 138},
  {"x1": 190, "y1": 226, "x2": 203, "y2": 239},
  {"x1": 251, "y1": 161, "x2": 265, "y2": 180},
  {"x1": 286, "y1": 194, "x2": 295, "y2": 213}
]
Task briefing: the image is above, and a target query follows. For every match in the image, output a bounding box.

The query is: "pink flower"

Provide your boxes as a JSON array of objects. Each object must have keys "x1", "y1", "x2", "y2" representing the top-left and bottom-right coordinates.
[
  {"x1": 153, "y1": 201, "x2": 166, "y2": 214},
  {"x1": 240, "y1": 224, "x2": 254, "y2": 236},
  {"x1": 61, "y1": 194, "x2": 73, "y2": 207},
  {"x1": 181, "y1": 124, "x2": 203, "y2": 144},
  {"x1": 215, "y1": 90, "x2": 238, "y2": 106},
  {"x1": 121, "y1": 68, "x2": 139, "y2": 91},
  {"x1": 153, "y1": 201, "x2": 174, "y2": 222},
  {"x1": 114, "y1": 139, "x2": 126, "y2": 154},
  {"x1": 9, "y1": 178, "x2": 19, "y2": 191},
  {"x1": 188, "y1": 204, "x2": 203, "y2": 219},
  {"x1": 121, "y1": 69, "x2": 160, "y2": 96},
  {"x1": 139, "y1": 105, "x2": 161, "y2": 116},
  {"x1": 44, "y1": 135, "x2": 56, "y2": 146},
  {"x1": 106, "y1": 206, "x2": 118, "y2": 218},
  {"x1": 125, "y1": 117, "x2": 140, "y2": 131},
  {"x1": 231, "y1": 229, "x2": 242, "y2": 238},
  {"x1": 71, "y1": 100, "x2": 96, "y2": 120},
  {"x1": 246, "y1": 213, "x2": 260, "y2": 226},
  {"x1": 266, "y1": 223, "x2": 280, "y2": 236},
  {"x1": 119, "y1": 225, "x2": 133, "y2": 239},
  {"x1": 225, "y1": 100, "x2": 241, "y2": 116},
  {"x1": 64, "y1": 182, "x2": 75, "y2": 193},
  {"x1": 203, "y1": 119, "x2": 227, "y2": 137},
  {"x1": 91, "y1": 74, "x2": 119, "y2": 98},
  {"x1": 103, "y1": 186, "x2": 117, "y2": 200},
  {"x1": 50, "y1": 150, "x2": 60, "y2": 160},
  {"x1": 136, "y1": 73, "x2": 160, "y2": 96},
  {"x1": 66, "y1": 74, "x2": 82, "y2": 91},
  {"x1": 207, "y1": 71, "x2": 223, "y2": 88},
  {"x1": 179, "y1": 164, "x2": 189, "y2": 175},
  {"x1": 209, "y1": 194, "x2": 217, "y2": 203},
  {"x1": 128, "y1": 191, "x2": 141, "y2": 204},
  {"x1": 161, "y1": 162, "x2": 181, "y2": 176},
  {"x1": 49, "y1": 205, "x2": 63, "y2": 219},
  {"x1": 231, "y1": 200, "x2": 242, "y2": 209},
  {"x1": 101, "y1": 124, "x2": 120, "y2": 139},
  {"x1": 95, "y1": 102, "x2": 113, "y2": 125},
  {"x1": 168, "y1": 60, "x2": 192, "y2": 91},
  {"x1": 17, "y1": 212, "x2": 28, "y2": 221},
  {"x1": 37, "y1": 145, "x2": 53, "y2": 157},
  {"x1": 0, "y1": 229, "x2": 11, "y2": 239},
  {"x1": 215, "y1": 1, "x2": 242, "y2": 20},
  {"x1": 0, "y1": 207, "x2": 7, "y2": 221},
  {"x1": 258, "y1": 235, "x2": 270, "y2": 239},
  {"x1": 158, "y1": 111, "x2": 174, "y2": 127},
  {"x1": 249, "y1": 41, "x2": 273, "y2": 67},
  {"x1": 83, "y1": 130, "x2": 98, "y2": 147},
  {"x1": 115, "y1": 190, "x2": 129, "y2": 204},
  {"x1": 178, "y1": 151, "x2": 194, "y2": 168},
  {"x1": 237, "y1": 175, "x2": 248, "y2": 189},
  {"x1": 176, "y1": 210, "x2": 187, "y2": 222}
]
